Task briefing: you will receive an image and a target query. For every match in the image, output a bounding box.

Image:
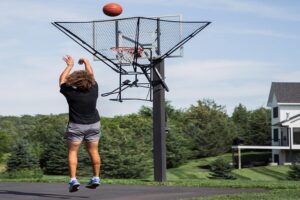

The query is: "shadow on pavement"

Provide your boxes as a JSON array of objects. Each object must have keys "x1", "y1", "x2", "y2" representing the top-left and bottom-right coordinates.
[{"x1": 0, "y1": 190, "x2": 88, "y2": 199}]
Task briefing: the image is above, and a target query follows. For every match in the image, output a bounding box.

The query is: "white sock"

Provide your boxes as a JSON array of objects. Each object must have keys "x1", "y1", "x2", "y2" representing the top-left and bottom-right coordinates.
[
  {"x1": 70, "y1": 177, "x2": 77, "y2": 182},
  {"x1": 93, "y1": 176, "x2": 100, "y2": 180}
]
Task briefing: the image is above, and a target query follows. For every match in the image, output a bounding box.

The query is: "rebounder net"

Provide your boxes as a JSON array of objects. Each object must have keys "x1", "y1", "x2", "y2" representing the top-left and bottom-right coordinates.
[
  {"x1": 53, "y1": 17, "x2": 210, "y2": 71},
  {"x1": 53, "y1": 17, "x2": 210, "y2": 101}
]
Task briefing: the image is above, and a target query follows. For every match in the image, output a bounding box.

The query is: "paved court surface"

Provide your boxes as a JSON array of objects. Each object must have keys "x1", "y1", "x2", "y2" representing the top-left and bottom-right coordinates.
[{"x1": 0, "y1": 182, "x2": 266, "y2": 200}]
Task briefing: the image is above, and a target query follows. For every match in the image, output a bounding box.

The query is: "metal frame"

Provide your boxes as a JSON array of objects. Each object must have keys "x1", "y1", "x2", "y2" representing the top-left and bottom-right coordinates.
[
  {"x1": 52, "y1": 17, "x2": 210, "y2": 101},
  {"x1": 52, "y1": 16, "x2": 210, "y2": 72}
]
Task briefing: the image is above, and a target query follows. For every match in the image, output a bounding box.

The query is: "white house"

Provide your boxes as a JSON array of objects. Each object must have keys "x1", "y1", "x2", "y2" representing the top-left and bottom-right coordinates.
[
  {"x1": 232, "y1": 82, "x2": 300, "y2": 169},
  {"x1": 267, "y1": 82, "x2": 300, "y2": 164}
]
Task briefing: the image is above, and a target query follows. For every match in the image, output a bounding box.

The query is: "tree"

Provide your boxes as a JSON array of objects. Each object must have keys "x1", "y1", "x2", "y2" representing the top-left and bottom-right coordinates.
[
  {"x1": 209, "y1": 158, "x2": 235, "y2": 179},
  {"x1": 0, "y1": 130, "x2": 12, "y2": 162},
  {"x1": 247, "y1": 107, "x2": 271, "y2": 145},
  {"x1": 139, "y1": 102, "x2": 192, "y2": 168},
  {"x1": 41, "y1": 132, "x2": 92, "y2": 176},
  {"x1": 231, "y1": 104, "x2": 249, "y2": 142},
  {"x1": 28, "y1": 115, "x2": 68, "y2": 159},
  {"x1": 184, "y1": 99, "x2": 237, "y2": 158},
  {"x1": 6, "y1": 140, "x2": 39, "y2": 172},
  {"x1": 165, "y1": 102, "x2": 192, "y2": 168},
  {"x1": 100, "y1": 115, "x2": 152, "y2": 178},
  {"x1": 41, "y1": 134, "x2": 69, "y2": 175},
  {"x1": 288, "y1": 164, "x2": 300, "y2": 180},
  {"x1": 166, "y1": 127, "x2": 192, "y2": 168},
  {"x1": 231, "y1": 105, "x2": 271, "y2": 146}
]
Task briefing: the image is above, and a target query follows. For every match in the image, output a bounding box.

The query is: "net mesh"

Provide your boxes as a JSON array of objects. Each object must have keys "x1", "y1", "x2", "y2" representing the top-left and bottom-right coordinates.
[
  {"x1": 54, "y1": 17, "x2": 210, "y2": 66},
  {"x1": 111, "y1": 47, "x2": 143, "y2": 64}
]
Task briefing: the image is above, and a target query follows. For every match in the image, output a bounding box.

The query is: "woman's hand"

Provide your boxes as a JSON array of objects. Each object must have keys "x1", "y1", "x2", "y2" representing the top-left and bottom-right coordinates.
[
  {"x1": 78, "y1": 58, "x2": 88, "y2": 65},
  {"x1": 60, "y1": 55, "x2": 74, "y2": 86},
  {"x1": 63, "y1": 55, "x2": 74, "y2": 67},
  {"x1": 79, "y1": 58, "x2": 93, "y2": 76}
]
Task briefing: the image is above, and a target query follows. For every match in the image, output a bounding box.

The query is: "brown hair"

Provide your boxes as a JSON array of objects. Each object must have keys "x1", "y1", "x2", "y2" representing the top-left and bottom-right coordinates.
[{"x1": 66, "y1": 70, "x2": 96, "y2": 91}]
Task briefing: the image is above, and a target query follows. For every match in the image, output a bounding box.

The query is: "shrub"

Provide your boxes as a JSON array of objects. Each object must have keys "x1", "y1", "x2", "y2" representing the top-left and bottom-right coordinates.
[
  {"x1": 100, "y1": 116, "x2": 152, "y2": 178},
  {"x1": 288, "y1": 163, "x2": 300, "y2": 181},
  {"x1": 209, "y1": 158, "x2": 236, "y2": 180},
  {"x1": 6, "y1": 141, "x2": 39, "y2": 172},
  {"x1": 1, "y1": 168, "x2": 43, "y2": 179}
]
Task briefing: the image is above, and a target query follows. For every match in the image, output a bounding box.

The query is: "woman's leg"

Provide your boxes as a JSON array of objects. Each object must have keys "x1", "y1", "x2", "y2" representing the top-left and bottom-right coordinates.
[
  {"x1": 67, "y1": 141, "x2": 81, "y2": 178},
  {"x1": 86, "y1": 141, "x2": 101, "y2": 177}
]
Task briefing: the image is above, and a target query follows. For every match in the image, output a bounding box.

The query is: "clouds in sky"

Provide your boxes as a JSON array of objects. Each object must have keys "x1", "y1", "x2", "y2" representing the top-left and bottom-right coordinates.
[
  {"x1": 0, "y1": 0, "x2": 300, "y2": 116},
  {"x1": 118, "y1": 0, "x2": 300, "y2": 21}
]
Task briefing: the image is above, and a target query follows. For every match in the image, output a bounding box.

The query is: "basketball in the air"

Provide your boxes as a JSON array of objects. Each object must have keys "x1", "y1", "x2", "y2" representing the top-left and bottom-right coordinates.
[{"x1": 103, "y1": 3, "x2": 123, "y2": 17}]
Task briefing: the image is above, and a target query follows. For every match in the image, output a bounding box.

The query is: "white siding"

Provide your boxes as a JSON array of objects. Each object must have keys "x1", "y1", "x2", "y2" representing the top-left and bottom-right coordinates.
[{"x1": 279, "y1": 105, "x2": 300, "y2": 122}]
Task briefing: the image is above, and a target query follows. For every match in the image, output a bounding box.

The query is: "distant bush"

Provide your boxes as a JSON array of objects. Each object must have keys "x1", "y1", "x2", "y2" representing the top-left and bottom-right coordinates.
[
  {"x1": 6, "y1": 141, "x2": 39, "y2": 172},
  {"x1": 0, "y1": 168, "x2": 43, "y2": 179},
  {"x1": 288, "y1": 163, "x2": 300, "y2": 181},
  {"x1": 209, "y1": 158, "x2": 236, "y2": 180}
]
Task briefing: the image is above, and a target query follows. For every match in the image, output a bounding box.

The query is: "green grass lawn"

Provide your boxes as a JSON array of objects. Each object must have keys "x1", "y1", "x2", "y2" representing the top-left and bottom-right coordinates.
[
  {"x1": 191, "y1": 189, "x2": 300, "y2": 200},
  {"x1": 166, "y1": 152, "x2": 288, "y2": 182}
]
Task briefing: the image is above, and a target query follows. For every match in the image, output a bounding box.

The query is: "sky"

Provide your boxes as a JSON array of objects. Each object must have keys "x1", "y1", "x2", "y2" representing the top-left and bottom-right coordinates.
[{"x1": 1, "y1": 0, "x2": 300, "y2": 117}]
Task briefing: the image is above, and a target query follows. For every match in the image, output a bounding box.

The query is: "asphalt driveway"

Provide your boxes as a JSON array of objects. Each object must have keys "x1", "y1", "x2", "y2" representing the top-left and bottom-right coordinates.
[{"x1": 0, "y1": 182, "x2": 266, "y2": 200}]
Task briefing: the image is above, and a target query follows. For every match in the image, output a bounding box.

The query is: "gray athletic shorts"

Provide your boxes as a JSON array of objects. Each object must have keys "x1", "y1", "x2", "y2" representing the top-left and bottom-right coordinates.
[{"x1": 64, "y1": 121, "x2": 101, "y2": 143}]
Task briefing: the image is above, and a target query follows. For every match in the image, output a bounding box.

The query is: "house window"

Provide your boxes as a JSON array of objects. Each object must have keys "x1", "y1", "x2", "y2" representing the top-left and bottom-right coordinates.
[
  {"x1": 273, "y1": 129, "x2": 279, "y2": 142},
  {"x1": 273, "y1": 107, "x2": 278, "y2": 118},
  {"x1": 293, "y1": 128, "x2": 300, "y2": 145}
]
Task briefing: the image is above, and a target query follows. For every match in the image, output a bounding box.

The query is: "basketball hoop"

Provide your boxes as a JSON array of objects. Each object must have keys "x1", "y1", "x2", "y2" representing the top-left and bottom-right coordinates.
[
  {"x1": 53, "y1": 17, "x2": 211, "y2": 101},
  {"x1": 111, "y1": 47, "x2": 143, "y2": 65}
]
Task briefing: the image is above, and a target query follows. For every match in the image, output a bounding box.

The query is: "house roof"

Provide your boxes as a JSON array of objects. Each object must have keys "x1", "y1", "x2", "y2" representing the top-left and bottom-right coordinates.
[
  {"x1": 273, "y1": 113, "x2": 300, "y2": 126},
  {"x1": 267, "y1": 82, "x2": 300, "y2": 106}
]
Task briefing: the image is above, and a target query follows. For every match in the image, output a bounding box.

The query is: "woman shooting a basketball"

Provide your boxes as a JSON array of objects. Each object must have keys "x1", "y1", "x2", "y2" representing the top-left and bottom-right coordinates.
[{"x1": 59, "y1": 55, "x2": 101, "y2": 192}]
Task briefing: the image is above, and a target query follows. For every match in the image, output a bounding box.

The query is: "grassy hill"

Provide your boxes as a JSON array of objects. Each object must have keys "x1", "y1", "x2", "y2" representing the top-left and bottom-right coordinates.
[{"x1": 165, "y1": 152, "x2": 289, "y2": 181}]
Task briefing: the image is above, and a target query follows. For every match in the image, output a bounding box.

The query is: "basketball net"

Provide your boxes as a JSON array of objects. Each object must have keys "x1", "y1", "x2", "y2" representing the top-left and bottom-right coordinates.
[{"x1": 111, "y1": 47, "x2": 143, "y2": 65}]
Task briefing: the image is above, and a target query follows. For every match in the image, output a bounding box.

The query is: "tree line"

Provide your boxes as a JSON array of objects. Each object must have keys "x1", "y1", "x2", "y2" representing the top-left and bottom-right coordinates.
[{"x1": 0, "y1": 99, "x2": 271, "y2": 178}]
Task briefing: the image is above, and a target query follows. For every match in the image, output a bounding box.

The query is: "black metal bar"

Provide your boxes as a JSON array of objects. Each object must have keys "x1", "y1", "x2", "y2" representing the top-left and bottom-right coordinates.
[
  {"x1": 54, "y1": 16, "x2": 210, "y2": 25},
  {"x1": 139, "y1": 66, "x2": 151, "y2": 84},
  {"x1": 118, "y1": 66, "x2": 122, "y2": 101},
  {"x1": 115, "y1": 20, "x2": 119, "y2": 48},
  {"x1": 52, "y1": 22, "x2": 126, "y2": 74},
  {"x1": 152, "y1": 60, "x2": 166, "y2": 182},
  {"x1": 93, "y1": 22, "x2": 95, "y2": 52},
  {"x1": 153, "y1": 66, "x2": 169, "y2": 92},
  {"x1": 156, "y1": 18, "x2": 161, "y2": 56},
  {"x1": 109, "y1": 98, "x2": 152, "y2": 102}
]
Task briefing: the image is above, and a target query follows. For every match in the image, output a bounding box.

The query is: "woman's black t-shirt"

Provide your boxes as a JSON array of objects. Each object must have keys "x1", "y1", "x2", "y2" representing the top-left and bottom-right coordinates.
[{"x1": 60, "y1": 82, "x2": 100, "y2": 124}]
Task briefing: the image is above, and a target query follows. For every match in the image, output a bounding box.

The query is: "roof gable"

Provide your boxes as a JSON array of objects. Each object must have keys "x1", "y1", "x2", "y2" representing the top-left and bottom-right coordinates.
[{"x1": 267, "y1": 82, "x2": 300, "y2": 106}]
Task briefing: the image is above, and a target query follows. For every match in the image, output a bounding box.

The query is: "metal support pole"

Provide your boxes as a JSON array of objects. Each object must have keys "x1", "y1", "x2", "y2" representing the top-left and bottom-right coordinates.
[
  {"x1": 152, "y1": 60, "x2": 166, "y2": 182},
  {"x1": 232, "y1": 148, "x2": 235, "y2": 168},
  {"x1": 238, "y1": 148, "x2": 241, "y2": 170}
]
